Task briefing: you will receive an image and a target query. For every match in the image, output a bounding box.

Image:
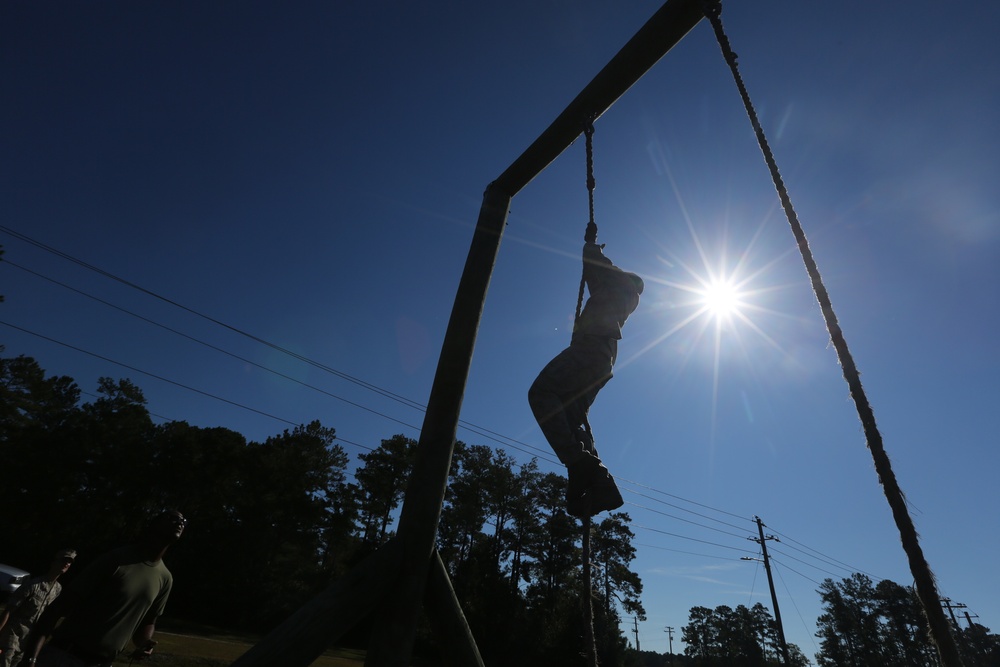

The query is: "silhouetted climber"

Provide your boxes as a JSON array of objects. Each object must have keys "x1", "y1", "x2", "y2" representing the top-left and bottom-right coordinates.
[{"x1": 529, "y1": 238, "x2": 643, "y2": 517}]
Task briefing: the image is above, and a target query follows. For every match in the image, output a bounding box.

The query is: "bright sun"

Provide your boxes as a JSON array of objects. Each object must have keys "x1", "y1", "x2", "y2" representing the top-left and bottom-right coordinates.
[
  {"x1": 642, "y1": 215, "x2": 787, "y2": 360},
  {"x1": 700, "y1": 279, "x2": 741, "y2": 319}
]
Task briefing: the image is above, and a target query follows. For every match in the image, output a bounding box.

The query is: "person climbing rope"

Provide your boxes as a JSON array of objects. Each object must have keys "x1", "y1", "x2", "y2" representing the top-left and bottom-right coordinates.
[{"x1": 528, "y1": 231, "x2": 643, "y2": 517}]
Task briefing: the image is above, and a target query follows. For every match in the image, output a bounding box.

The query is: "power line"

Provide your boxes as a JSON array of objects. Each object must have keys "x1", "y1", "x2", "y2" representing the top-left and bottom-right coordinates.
[
  {"x1": 747, "y1": 545, "x2": 762, "y2": 606},
  {"x1": 632, "y1": 522, "x2": 759, "y2": 556},
  {"x1": 634, "y1": 542, "x2": 747, "y2": 562},
  {"x1": 766, "y1": 547, "x2": 848, "y2": 582},
  {"x1": 624, "y1": 499, "x2": 751, "y2": 541},
  {"x1": 2, "y1": 259, "x2": 426, "y2": 434},
  {"x1": 767, "y1": 524, "x2": 881, "y2": 581},
  {"x1": 0, "y1": 225, "x2": 428, "y2": 411},
  {"x1": 1, "y1": 249, "x2": 561, "y2": 462},
  {"x1": 767, "y1": 556, "x2": 821, "y2": 588},
  {"x1": 79, "y1": 388, "x2": 175, "y2": 424},
  {"x1": 13, "y1": 323, "x2": 381, "y2": 454},
  {"x1": 614, "y1": 475, "x2": 754, "y2": 525},
  {"x1": 6, "y1": 258, "x2": 551, "y2": 461},
  {"x1": 332, "y1": 435, "x2": 375, "y2": 453},
  {"x1": 0, "y1": 319, "x2": 301, "y2": 428}
]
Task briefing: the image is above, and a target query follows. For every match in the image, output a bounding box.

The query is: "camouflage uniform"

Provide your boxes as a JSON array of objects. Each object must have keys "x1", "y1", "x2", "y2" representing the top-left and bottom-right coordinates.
[{"x1": 0, "y1": 578, "x2": 62, "y2": 667}]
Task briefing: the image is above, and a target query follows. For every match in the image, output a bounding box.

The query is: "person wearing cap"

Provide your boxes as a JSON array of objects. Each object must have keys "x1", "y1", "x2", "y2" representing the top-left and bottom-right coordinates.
[
  {"x1": 529, "y1": 240, "x2": 644, "y2": 518},
  {"x1": 17, "y1": 510, "x2": 185, "y2": 667},
  {"x1": 0, "y1": 549, "x2": 76, "y2": 667}
]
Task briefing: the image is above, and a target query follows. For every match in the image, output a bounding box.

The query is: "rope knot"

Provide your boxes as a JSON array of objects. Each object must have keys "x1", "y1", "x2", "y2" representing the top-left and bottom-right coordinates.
[{"x1": 700, "y1": 0, "x2": 722, "y2": 19}]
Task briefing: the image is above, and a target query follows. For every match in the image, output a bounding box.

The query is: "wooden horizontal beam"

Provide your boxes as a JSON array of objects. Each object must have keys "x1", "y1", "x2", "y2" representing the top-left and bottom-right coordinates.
[{"x1": 494, "y1": 0, "x2": 704, "y2": 197}]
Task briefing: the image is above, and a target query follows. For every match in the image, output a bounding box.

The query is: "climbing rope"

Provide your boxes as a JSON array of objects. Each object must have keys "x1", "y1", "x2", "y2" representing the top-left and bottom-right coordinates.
[
  {"x1": 576, "y1": 117, "x2": 599, "y2": 324},
  {"x1": 584, "y1": 119, "x2": 598, "y2": 237},
  {"x1": 576, "y1": 116, "x2": 600, "y2": 667},
  {"x1": 581, "y1": 520, "x2": 597, "y2": 667},
  {"x1": 575, "y1": 117, "x2": 600, "y2": 449},
  {"x1": 700, "y1": 3, "x2": 964, "y2": 666}
]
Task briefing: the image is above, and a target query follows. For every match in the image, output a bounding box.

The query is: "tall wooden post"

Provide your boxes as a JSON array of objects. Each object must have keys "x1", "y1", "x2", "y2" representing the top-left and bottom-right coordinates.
[{"x1": 365, "y1": 185, "x2": 513, "y2": 664}]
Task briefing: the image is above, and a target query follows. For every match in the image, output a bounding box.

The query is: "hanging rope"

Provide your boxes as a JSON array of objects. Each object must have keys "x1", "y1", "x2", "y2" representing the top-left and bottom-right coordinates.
[
  {"x1": 574, "y1": 116, "x2": 600, "y2": 667},
  {"x1": 576, "y1": 117, "x2": 600, "y2": 452},
  {"x1": 576, "y1": 118, "x2": 599, "y2": 324},
  {"x1": 584, "y1": 119, "x2": 598, "y2": 238},
  {"x1": 581, "y1": 519, "x2": 597, "y2": 667},
  {"x1": 700, "y1": 3, "x2": 964, "y2": 666}
]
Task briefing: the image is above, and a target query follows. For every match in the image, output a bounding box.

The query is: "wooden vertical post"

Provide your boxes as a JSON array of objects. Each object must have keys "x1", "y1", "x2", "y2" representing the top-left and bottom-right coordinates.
[
  {"x1": 424, "y1": 550, "x2": 486, "y2": 667},
  {"x1": 229, "y1": 539, "x2": 402, "y2": 667},
  {"x1": 365, "y1": 184, "x2": 513, "y2": 665}
]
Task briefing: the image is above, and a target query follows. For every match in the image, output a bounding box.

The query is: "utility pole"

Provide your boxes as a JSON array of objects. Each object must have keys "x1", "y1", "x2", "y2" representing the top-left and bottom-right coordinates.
[
  {"x1": 941, "y1": 598, "x2": 967, "y2": 632},
  {"x1": 746, "y1": 516, "x2": 791, "y2": 666},
  {"x1": 665, "y1": 626, "x2": 674, "y2": 662},
  {"x1": 963, "y1": 611, "x2": 979, "y2": 629},
  {"x1": 633, "y1": 616, "x2": 640, "y2": 652}
]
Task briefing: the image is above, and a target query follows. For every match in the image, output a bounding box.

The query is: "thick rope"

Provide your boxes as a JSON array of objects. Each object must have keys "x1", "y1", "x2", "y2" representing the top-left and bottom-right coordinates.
[
  {"x1": 700, "y1": 3, "x2": 964, "y2": 665},
  {"x1": 576, "y1": 119, "x2": 599, "y2": 324},
  {"x1": 575, "y1": 119, "x2": 599, "y2": 667},
  {"x1": 582, "y1": 516, "x2": 598, "y2": 667},
  {"x1": 584, "y1": 120, "x2": 597, "y2": 232}
]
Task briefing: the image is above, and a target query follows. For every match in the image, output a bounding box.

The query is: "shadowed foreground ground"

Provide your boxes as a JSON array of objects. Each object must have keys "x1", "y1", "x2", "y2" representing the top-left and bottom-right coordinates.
[{"x1": 110, "y1": 631, "x2": 366, "y2": 667}]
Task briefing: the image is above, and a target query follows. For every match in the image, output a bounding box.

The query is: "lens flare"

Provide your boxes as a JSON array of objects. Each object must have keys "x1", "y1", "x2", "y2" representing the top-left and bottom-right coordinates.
[{"x1": 700, "y1": 279, "x2": 741, "y2": 320}]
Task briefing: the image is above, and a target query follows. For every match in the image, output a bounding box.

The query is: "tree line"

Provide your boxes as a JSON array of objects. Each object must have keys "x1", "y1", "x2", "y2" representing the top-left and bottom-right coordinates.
[
  {"x1": 655, "y1": 574, "x2": 997, "y2": 667},
  {"x1": 812, "y1": 573, "x2": 997, "y2": 667},
  {"x1": 0, "y1": 353, "x2": 642, "y2": 665}
]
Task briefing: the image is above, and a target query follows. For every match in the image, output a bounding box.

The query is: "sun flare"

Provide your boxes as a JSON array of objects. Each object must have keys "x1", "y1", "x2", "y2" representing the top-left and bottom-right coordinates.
[
  {"x1": 700, "y1": 279, "x2": 741, "y2": 319},
  {"x1": 637, "y1": 213, "x2": 793, "y2": 370}
]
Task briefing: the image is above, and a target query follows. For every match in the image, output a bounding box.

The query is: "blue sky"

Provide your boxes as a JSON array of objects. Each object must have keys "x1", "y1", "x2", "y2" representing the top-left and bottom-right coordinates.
[{"x1": 2, "y1": 1, "x2": 998, "y2": 659}]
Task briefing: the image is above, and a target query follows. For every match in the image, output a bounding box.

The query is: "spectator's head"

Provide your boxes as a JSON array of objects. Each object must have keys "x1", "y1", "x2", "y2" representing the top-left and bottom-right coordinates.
[
  {"x1": 145, "y1": 509, "x2": 187, "y2": 546},
  {"x1": 49, "y1": 548, "x2": 76, "y2": 577}
]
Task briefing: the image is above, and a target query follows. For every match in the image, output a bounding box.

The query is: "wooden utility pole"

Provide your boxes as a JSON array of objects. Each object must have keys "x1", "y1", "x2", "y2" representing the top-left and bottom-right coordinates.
[
  {"x1": 749, "y1": 516, "x2": 791, "y2": 666},
  {"x1": 941, "y1": 598, "x2": 968, "y2": 632}
]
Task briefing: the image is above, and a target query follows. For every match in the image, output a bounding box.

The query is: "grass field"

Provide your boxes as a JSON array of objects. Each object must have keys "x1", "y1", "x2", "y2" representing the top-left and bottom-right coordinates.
[{"x1": 111, "y1": 631, "x2": 367, "y2": 667}]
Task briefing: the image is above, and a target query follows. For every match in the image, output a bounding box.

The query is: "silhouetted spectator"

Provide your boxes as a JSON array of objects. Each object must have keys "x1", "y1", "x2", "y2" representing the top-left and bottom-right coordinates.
[
  {"x1": 0, "y1": 549, "x2": 76, "y2": 667},
  {"x1": 18, "y1": 510, "x2": 186, "y2": 667}
]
